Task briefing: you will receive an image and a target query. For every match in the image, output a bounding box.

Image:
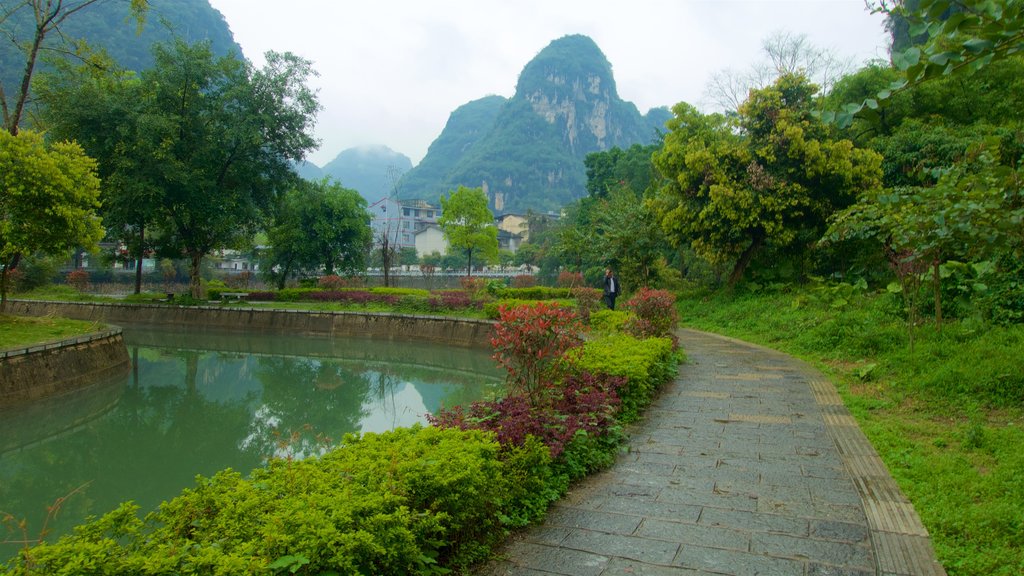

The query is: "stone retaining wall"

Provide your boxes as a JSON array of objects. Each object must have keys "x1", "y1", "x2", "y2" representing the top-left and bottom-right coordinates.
[
  {"x1": 0, "y1": 329, "x2": 130, "y2": 407},
  {"x1": 8, "y1": 300, "x2": 496, "y2": 348}
]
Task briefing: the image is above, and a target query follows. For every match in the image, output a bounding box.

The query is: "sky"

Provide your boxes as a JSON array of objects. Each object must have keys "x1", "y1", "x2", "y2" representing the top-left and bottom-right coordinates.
[{"x1": 204, "y1": 0, "x2": 892, "y2": 168}]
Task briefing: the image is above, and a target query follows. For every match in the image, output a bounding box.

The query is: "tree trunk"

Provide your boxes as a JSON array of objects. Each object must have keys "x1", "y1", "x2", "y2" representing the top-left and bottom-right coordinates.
[
  {"x1": 188, "y1": 252, "x2": 203, "y2": 299},
  {"x1": 466, "y1": 248, "x2": 473, "y2": 277},
  {"x1": 727, "y1": 234, "x2": 764, "y2": 287},
  {"x1": 134, "y1": 225, "x2": 145, "y2": 294}
]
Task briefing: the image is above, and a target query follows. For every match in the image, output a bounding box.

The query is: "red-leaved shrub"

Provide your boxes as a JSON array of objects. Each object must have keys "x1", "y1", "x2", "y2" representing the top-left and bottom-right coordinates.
[
  {"x1": 571, "y1": 287, "x2": 603, "y2": 323},
  {"x1": 511, "y1": 275, "x2": 536, "y2": 288},
  {"x1": 429, "y1": 371, "x2": 624, "y2": 458},
  {"x1": 556, "y1": 270, "x2": 583, "y2": 288},
  {"x1": 65, "y1": 269, "x2": 90, "y2": 291},
  {"x1": 624, "y1": 287, "x2": 679, "y2": 346},
  {"x1": 429, "y1": 290, "x2": 476, "y2": 311},
  {"x1": 318, "y1": 275, "x2": 355, "y2": 290},
  {"x1": 490, "y1": 302, "x2": 583, "y2": 405}
]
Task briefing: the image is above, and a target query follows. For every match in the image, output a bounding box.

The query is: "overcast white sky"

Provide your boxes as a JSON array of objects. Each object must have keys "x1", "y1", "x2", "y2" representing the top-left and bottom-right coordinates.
[{"x1": 204, "y1": 0, "x2": 891, "y2": 167}]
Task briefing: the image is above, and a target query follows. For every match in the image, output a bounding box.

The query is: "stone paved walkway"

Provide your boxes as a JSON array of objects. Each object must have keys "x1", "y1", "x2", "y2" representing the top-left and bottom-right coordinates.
[{"x1": 481, "y1": 329, "x2": 946, "y2": 576}]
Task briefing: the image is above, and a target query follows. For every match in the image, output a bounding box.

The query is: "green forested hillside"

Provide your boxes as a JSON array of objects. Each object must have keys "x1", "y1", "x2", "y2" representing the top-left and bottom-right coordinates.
[
  {"x1": 398, "y1": 35, "x2": 668, "y2": 213},
  {"x1": 397, "y1": 95, "x2": 507, "y2": 202},
  {"x1": 0, "y1": 0, "x2": 240, "y2": 113}
]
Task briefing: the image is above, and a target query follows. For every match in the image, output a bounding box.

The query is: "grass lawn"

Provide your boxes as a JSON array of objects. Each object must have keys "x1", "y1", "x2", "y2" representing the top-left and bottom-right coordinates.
[
  {"x1": 677, "y1": 287, "x2": 1024, "y2": 576},
  {"x1": 0, "y1": 314, "x2": 103, "y2": 350}
]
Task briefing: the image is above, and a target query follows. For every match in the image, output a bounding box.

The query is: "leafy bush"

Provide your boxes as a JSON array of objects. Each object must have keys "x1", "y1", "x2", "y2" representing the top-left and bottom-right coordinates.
[
  {"x1": 556, "y1": 270, "x2": 584, "y2": 288},
  {"x1": 243, "y1": 291, "x2": 277, "y2": 302},
  {"x1": 570, "y1": 334, "x2": 678, "y2": 422},
  {"x1": 430, "y1": 372, "x2": 624, "y2": 460},
  {"x1": 5, "y1": 427, "x2": 548, "y2": 575},
  {"x1": 429, "y1": 290, "x2": 479, "y2": 311},
  {"x1": 459, "y1": 276, "x2": 487, "y2": 294},
  {"x1": 510, "y1": 274, "x2": 536, "y2": 288},
  {"x1": 490, "y1": 302, "x2": 583, "y2": 405},
  {"x1": 623, "y1": 287, "x2": 679, "y2": 346},
  {"x1": 64, "y1": 270, "x2": 90, "y2": 291},
  {"x1": 589, "y1": 309, "x2": 630, "y2": 333},
  {"x1": 483, "y1": 298, "x2": 574, "y2": 319},
  {"x1": 317, "y1": 274, "x2": 363, "y2": 290},
  {"x1": 571, "y1": 287, "x2": 602, "y2": 323},
  {"x1": 306, "y1": 290, "x2": 400, "y2": 306},
  {"x1": 205, "y1": 279, "x2": 230, "y2": 300}
]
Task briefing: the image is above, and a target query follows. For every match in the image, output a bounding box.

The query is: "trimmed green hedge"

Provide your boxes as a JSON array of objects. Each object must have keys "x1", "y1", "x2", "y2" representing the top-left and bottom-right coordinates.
[{"x1": 572, "y1": 334, "x2": 681, "y2": 423}]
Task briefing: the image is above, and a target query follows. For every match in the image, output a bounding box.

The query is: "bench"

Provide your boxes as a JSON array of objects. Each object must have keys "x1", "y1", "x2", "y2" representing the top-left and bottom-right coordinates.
[{"x1": 220, "y1": 292, "x2": 250, "y2": 301}]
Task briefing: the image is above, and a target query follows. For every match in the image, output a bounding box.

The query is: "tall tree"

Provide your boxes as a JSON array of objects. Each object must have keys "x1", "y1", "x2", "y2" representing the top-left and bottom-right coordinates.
[
  {"x1": 438, "y1": 186, "x2": 497, "y2": 276},
  {"x1": 0, "y1": 0, "x2": 147, "y2": 135},
  {"x1": 653, "y1": 75, "x2": 883, "y2": 285},
  {"x1": 36, "y1": 53, "x2": 163, "y2": 294},
  {"x1": 260, "y1": 178, "x2": 372, "y2": 289},
  {"x1": 0, "y1": 130, "x2": 103, "y2": 310},
  {"x1": 48, "y1": 40, "x2": 320, "y2": 298}
]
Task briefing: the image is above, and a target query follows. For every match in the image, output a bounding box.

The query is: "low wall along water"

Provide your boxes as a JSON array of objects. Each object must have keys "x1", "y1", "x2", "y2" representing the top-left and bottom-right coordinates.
[
  {"x1": 0, "y1": 328, "x2": 129, "y2": 406},
  {"x1": 3, "y1": 300, "x2": 496, "y2": 407}
]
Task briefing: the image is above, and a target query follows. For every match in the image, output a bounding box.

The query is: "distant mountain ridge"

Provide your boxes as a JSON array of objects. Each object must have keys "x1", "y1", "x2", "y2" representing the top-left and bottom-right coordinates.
[
  {"x1": 319, "y1": 146, "x2": 413, "y2": 205},
  {"x1": 397, "y1": 35, "x2": 670, "y2": 213}
]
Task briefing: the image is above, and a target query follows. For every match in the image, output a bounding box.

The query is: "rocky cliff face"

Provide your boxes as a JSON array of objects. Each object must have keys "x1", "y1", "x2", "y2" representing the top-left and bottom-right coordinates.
[{"x1": 398, "y1": 35, "x2": 667, "y2": 213}]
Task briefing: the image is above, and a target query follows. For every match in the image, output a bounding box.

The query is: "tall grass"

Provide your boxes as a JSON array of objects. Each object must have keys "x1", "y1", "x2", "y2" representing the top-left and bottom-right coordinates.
[{"x1": 677, "y1": 287, "x2": 1024, "y2": 576}]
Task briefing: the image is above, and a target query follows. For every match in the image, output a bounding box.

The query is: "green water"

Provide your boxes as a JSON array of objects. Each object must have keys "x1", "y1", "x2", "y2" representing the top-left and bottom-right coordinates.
[{"x1": 0, "y1": 326, "x2": 503, "y2": 561}]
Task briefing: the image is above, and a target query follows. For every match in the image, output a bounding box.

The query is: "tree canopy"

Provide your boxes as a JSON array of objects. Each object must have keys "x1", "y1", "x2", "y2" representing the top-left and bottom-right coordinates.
[
  {"x1": 652, "y1": 74, "x2": 883, "y2": 285},
  {"x1": 260, "y1": 179, "x2": 372, "y2": 289},
  {"x1": 0, "y1": 130, "x2": 103, "y2": 310},
  {"x1": 438, "y1": 186, "x2": 498, "y2": 275},
  {"x1": 37, "y1": 39, "x2": 321, "y2": 298}
]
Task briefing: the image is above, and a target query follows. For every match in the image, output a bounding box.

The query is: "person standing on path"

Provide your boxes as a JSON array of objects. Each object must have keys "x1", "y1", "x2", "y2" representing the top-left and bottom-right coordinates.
[{"x1": 602, "y1": 267, "x2": 619, "y2": 310}]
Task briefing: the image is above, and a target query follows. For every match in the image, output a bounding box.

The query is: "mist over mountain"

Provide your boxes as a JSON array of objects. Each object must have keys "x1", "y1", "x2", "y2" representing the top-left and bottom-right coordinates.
[
  {"x1": 320, "y1": 146, "x2": 413, "y2": 205},
  {"x1": 0, "y1": 0, "x2": 241, "y2": 96},
  {"x1": 397, "y1": 34, "x2": 669, "y2": 213}
]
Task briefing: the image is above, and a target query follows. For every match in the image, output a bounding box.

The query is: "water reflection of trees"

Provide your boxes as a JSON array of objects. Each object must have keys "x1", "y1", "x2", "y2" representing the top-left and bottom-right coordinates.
[
  {"x1": 248, "y1": 357, "x2": 374, "y2": 459},
  {"x1": 1, "y1": 348, "x2": 260, "y2": 560}
]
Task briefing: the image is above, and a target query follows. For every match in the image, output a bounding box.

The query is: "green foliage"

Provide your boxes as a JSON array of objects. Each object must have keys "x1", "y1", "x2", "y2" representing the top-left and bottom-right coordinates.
[
  {"x1": 570, "y1": 334, "x2": 678, "y2": 422},
  {"x1": 37, "y1": 39, "x2": 320, "y2": 300},
  {"x1": 490, "y1": 302, "x2": 583, "y2": 404},
  {"x1": 833, "y1": 0, "x2": 1024, "y2": 128},
  {"x1": 261, "y1": 179, "x2": 372, "y2": 289},
  {"x1": 438, "y1": 186, "x2": 498, "y2": 275},
  {"x1": 483, "y1": 299, "x2": 574, "y2": 320},
  {"x1": 0, "y1": 130, "x2": 104, "y2": 310},
  {"x1": 652, "y1": 75, "x2": 883, "y2": 286},
  {"x1": 4, "y1": 427, "x2": 529, "y2": 575},
  {"x1": 589, "y1": 309, "x2": 630, "y2": 333},
  {"x1": 498, "y1": 287, "x2": 574, "y2": 300}
]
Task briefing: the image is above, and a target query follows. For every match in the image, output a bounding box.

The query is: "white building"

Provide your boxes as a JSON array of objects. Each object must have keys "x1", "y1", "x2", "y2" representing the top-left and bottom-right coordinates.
[{"x1": 414, "y1": 224, "x2": 448, "y2": 258}]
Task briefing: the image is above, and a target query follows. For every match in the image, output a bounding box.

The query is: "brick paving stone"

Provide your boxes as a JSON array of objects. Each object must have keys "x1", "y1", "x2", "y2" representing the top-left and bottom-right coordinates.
[{"x1": 673, "y1": 545, "x2": 809, "y2": 575}]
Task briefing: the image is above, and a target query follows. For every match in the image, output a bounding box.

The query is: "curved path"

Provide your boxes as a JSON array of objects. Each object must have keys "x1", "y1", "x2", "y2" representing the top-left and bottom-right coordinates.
[{"x1": 483, "y1": 329, "x2": 945, "y2": 576}]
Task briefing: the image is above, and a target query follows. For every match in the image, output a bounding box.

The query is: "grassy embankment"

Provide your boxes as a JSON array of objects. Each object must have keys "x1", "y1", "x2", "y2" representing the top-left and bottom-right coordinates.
[
  {"x1": 676, "y1": 287, "x2": 1023, "y2": 576},
  {"x1": 0, "y1": 315, "x2": 102, "y2": 350}
]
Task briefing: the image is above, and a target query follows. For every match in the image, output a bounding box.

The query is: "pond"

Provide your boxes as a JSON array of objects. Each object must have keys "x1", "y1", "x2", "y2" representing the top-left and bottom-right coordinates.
[{"x1": 0, "y1": 326, "x2": 503, "y2": 561}]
